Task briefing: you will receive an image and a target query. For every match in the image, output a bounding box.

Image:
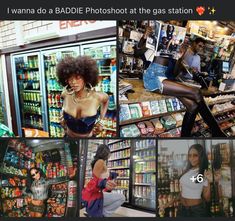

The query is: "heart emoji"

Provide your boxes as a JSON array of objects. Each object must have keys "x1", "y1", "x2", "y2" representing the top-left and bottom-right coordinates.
[{"x1": 196, "y1": 6, "x2": 205, "y2": 16}]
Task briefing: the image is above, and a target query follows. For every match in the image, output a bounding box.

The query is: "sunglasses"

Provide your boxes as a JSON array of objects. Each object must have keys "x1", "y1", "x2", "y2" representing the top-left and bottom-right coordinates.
[{"x1": 31, "y1": 171, "x2": 39, "y2": 177}]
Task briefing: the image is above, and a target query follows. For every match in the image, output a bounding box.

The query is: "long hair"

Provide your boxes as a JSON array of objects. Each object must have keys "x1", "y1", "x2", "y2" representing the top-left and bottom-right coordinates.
[
  {"x1": 26, "y1": 167, "x2": 46, "y2": 193},
  {"x1": 91, "y1": 144, "x2": 110, "y2": 170},
  {"x1": 182, "y1": 144, "x2": 208, "y2": 182}
]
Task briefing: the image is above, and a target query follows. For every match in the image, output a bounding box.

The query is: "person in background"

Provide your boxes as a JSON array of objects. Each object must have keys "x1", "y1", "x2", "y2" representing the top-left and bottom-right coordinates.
[
  {"x1": 82, "y1": 144, "x2": 125, "y2": 217},
  {"x1": 56, "y1": 56, "x2": 109, "y2": 138},
  {"x1": 135, "y1": 25, "x2": 227, "y2": 137}
]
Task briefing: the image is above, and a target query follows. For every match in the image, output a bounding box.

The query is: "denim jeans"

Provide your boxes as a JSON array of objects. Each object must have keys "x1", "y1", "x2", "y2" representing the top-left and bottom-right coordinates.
[
  {"x1": 143, "y1": 62, "x2": 168, "y2": 93},
  {"x1": 103, "y1": 192, "x2": 125, "y2": 217},
  {"x1": 178, "y1": 203, "x2": 208, "y2": 217}
]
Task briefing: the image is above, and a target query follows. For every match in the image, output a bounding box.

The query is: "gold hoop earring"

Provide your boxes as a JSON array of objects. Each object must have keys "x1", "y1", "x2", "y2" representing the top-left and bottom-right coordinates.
[
  {"x1": 87, "y1": 83, "x2": 94, "y2": 91},
  {"x1": 65, "y1": 85, "x2": 74, "y2": 95}
]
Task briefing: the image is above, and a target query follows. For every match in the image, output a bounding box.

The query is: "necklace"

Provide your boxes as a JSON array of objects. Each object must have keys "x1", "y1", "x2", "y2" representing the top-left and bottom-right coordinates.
[{"x1": 72, "y1": 89, "x2": 90, "y2": 104}]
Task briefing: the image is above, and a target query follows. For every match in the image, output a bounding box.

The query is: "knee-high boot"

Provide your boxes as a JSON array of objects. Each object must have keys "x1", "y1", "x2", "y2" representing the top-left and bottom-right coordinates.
[
  {"x1": 197, "y1": 100, "x2": 227, "y2": 137},
  {"x1": 181, "y1": 111, "x2": 197, "y2": 137}
]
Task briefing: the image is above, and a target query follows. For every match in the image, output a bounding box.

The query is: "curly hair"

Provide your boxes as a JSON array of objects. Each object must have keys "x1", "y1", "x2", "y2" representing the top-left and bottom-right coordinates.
[{"x1": 56, "y1": 56, "x2": 99, "y2": 87}]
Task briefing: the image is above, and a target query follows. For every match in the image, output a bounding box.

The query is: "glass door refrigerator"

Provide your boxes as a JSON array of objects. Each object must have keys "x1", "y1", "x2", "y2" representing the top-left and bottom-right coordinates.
[
  {"x1": 0, "y1": 74, "x2": 7, "y2": 125},
  {"x1": 11, "y1": 52, "x2": 48, "y2": 137},
  {"x1": 41, "y1": 46, "x2": 79, "y2": 137},
  {"x1": 132, "y1": 139, "x2": 156, "y2": 211},
  {"x1": 0, "y1": 139, "x2": 78, "y2": 217},
  {"x1": 80, "y1": 38, "x2": 117, "y2": 137}
]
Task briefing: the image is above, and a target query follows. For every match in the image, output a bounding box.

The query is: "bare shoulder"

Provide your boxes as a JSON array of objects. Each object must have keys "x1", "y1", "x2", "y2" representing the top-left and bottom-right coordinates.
[
  {"x1": 94, "y1": 159, "x2": 105, "y2": 169},
  {"x1": 93, "y1": 91, "x2": 109, "y2": 102}
]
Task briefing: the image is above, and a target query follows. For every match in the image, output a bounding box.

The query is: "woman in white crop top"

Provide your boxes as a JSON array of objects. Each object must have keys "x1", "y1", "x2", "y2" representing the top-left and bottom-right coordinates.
[{"x1": 160, "y1": 144, "x2": 222, "y2": 217}]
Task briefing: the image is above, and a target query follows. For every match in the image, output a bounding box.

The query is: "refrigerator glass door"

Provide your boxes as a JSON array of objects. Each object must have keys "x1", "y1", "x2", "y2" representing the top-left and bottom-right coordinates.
[
  {"x1": 132, "y1": 139, "x2": 156, "y2": 210},
  {"x1": 12, "y1": 53, "x2": 46, "y2": 136},
  {"x1": 41, "y1": 47, "x2": 79, "y2": 137},
  {"x1": 81, "y1": 39, "x2": 117, "y2": 137}
]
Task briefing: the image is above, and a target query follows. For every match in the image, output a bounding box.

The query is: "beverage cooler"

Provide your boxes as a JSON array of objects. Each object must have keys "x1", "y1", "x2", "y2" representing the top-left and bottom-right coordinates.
[
  {"x1": 0, "y1": 75, "x2": 7, "y2": 125},
  {"x1": 158, "y1": 139, "x2": 235, "y2": 218},
  {"x1": 11, "y1": 37, "x2": 117, "y2": 137},
  {"x1": 0, "y1": 139, "x2": 78, "y2": 217},
  {"x1": 80, "y1": 139, "x2": 156, "y2": 213}
]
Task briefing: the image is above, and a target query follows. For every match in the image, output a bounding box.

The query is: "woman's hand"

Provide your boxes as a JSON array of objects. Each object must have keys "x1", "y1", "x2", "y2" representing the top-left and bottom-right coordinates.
[{"x1": 105, "y1": 180, "x2": 117, "y2": 191}]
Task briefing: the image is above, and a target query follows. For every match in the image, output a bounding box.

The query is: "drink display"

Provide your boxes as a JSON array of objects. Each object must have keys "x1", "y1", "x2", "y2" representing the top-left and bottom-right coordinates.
[
  {"x1": 132, "y1": 140, "x2": 156, "y2": 210},
  {"x1": 108, "y1": 140, "x2": 131, "y2": 202},
  {"x1": 43, "y1": 50, "x2": 78, "y2": 137},
  {"x1": 82, "y1": 42, "x2": 117, "y2": 136},
  {"x1": 14, "y1": 54, "x2": 44, "y2": 131}
]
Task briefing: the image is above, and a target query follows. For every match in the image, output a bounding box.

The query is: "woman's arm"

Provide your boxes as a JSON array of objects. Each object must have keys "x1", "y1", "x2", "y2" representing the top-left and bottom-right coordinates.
[
  {"x1": 134, "y1": 26, "x2": 152, "y2": 57},
  {"x1": 97, "y1": 92, "x2": 109, "y2": 120}
]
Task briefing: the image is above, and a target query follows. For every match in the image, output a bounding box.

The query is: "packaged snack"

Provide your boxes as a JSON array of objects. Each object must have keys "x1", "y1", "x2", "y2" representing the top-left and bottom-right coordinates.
[
  {"x1": 150, "y1": 118, "x2": 165, "y2": 135},
  {"x1": 150, "y1": 100, "x2": 161, "y2": 115},
  {"x1": 129, "y1": 103, "x2": 143, "y2": 119},
  {"x1": 165, "y1": 99, "x2": 174, "y2": 112},
  {"x1": 171, "y1": 113, "x2": 184, "y2": 127},
  {"x1": 158, "y1": 100, "x2": 168, "y2": 113},
  {"x1": 143, "y1": 121, "x2": 155, "y2": 134},
  {"x1": 140, "y1": 101, "x2": 152, "y2": 117},
  {"x1": 119, "y1": 104, "x2": 131, "y2": 122},
  {"x1": 160, "y1": 115, "x2": 177, "y2": 130},
  {"x1": 121, "y1": 124, "x2": 140, "y2": 137}
]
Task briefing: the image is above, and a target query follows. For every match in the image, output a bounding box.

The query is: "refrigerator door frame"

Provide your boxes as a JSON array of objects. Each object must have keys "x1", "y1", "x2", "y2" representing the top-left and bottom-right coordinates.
[
  {"x1": 0, "y1": 55, "x2": 11, "y2": 128},
  {"x1": 11, "y1": 51, "x2": 47, "y2": 136},
  {"x1": 40, "y1": 45, "x2": 81, "y2": 136}
]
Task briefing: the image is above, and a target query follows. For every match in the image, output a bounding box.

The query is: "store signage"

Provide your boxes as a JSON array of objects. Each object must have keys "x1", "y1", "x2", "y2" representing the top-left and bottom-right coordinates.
[{"x1": 58, "y1": 20, "x2": 116, "y2": 37}]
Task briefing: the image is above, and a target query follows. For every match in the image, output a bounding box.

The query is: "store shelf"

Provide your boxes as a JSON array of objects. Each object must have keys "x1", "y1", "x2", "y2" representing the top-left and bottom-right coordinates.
[
  {"x1": 134, "y1": 196, "x2": 155, "y2": 200},
  {"x1": 134, "y1": 158, "x2": 156, "y2": 162},
  {"x1": 116, "y1": 177, "x2": 129, "y2": 180},
  {"x1": 135, "y1": 171, "x2": 156, "y2": 174},
  {"x1": 23, "y1": 90, "x2": 41, "y2": 93},
  {"x1": 115, "y1": 187, "x2": 129, "y2": 190},
  {"x1": 108, "y1": 139, "x2": 123, "y2": 145},
  {"x1": 134, "y1": 183, "x2": 154, "y2": 186},
  {"x1": 109, "y1": 145, "x2": 131, "y2": 153},
  {"x1": 120, "y1": 109, "x2": 185, "y2": 126},
  {"x1": 135, "y1": 146, "x2": 156, "y2": 151},
  {"x1": 48, "y1": 89, "x2": 63, "y2": 92},
  {"x1": 109, "y1": 156, "x2": 130, "y2": 161},
  {"x1": 110, "y1": 166, "x2": 130, "y2": 170}
]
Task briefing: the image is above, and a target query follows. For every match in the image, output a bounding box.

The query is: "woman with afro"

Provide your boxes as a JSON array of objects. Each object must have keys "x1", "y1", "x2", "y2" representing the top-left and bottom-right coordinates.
[{"x1": 56, "y1": 56, "x2": 109, "y2": 137}]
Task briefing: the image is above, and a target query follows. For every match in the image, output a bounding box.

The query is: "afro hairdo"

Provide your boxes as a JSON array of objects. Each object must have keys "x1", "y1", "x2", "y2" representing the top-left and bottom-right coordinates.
[{"x1": 56, "y1": 56, "x2": 99, "y2": 87}]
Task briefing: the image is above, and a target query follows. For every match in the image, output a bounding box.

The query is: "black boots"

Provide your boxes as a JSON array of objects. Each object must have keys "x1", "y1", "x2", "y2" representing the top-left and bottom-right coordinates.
[
  {"x1": 181, "y1": 111, "x2": 197, "y2": 137},
  {"x1": 197, "y1": 100, "x2": 227, "y2": 137}
]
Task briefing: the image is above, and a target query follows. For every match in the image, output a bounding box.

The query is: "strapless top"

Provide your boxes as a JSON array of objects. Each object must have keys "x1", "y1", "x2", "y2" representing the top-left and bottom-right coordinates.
[{"x1": 63, "y1": 111, "x2": 98, "y2": 134}]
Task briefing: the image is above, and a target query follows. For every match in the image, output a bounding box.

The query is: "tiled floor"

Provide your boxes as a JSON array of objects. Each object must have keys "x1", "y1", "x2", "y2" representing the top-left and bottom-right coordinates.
[{"x1": 80, "y1": 207, "x2": 155, "y2": 217}]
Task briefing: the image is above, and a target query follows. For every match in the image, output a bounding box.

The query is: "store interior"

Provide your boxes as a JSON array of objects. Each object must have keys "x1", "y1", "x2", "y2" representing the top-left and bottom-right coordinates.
[
  {"x1": 0, "y1": 21, "x2": 117, "y2": 138},
  {"x1": 158, "y1": 139, "x2": 235, "y2": 217},
  {"x1": 79, "y1": 139, "x2": 156, "y2": 217},
  {"x1": 0, "y1": 139, "x2": 78, "y2": 217},
  {"x1": 119, "y1": 20, "x2": 235, "y2": 137}
]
